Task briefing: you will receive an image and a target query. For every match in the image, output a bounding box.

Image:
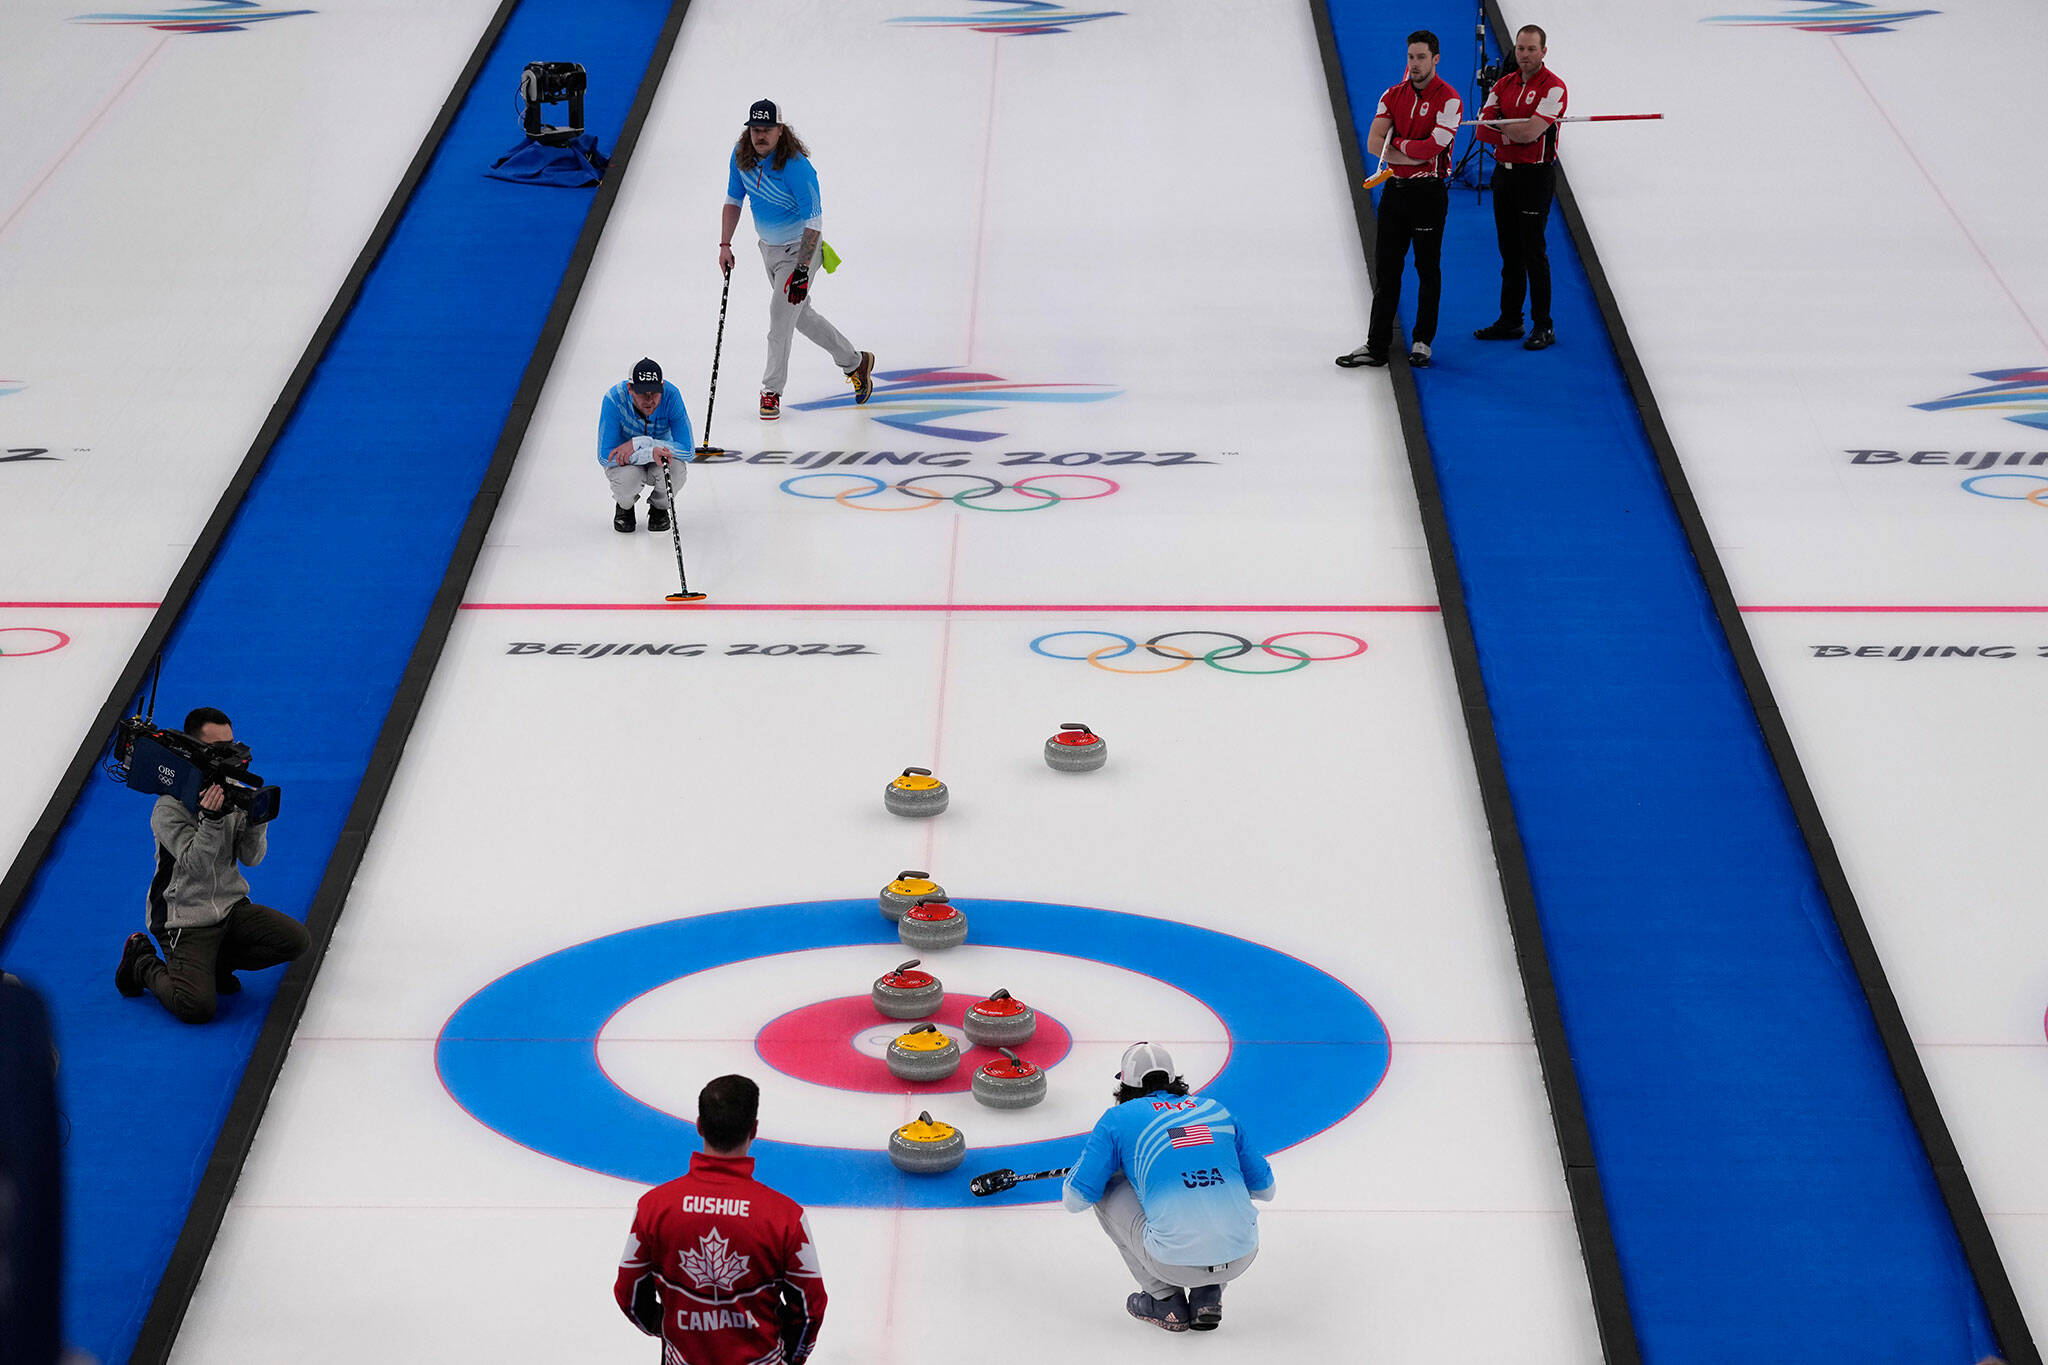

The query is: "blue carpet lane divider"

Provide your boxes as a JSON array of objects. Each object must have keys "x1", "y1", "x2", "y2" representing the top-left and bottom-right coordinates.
[
  {"x1": 1319, "y1": 2, "x2": 2022, "y2": 1361},
  {"x1": 0, "y1": 2, "x2": 686, "y2": 1360}
]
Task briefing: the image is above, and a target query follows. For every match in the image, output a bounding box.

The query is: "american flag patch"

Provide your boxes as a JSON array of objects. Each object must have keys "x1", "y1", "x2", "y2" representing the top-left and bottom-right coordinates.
[{"x1": 1167, "y1": 1124, "x2": 1214, "y2": 1148}]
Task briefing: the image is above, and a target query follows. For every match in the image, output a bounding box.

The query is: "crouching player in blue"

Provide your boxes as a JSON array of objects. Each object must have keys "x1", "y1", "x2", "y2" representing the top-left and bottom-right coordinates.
[
  {"x1": 1063, "y1": 1042, "x2": 1275, "y2": 1333},
  {"x1": 599, "y1": 356, "x2": 694, "y2": 534}
]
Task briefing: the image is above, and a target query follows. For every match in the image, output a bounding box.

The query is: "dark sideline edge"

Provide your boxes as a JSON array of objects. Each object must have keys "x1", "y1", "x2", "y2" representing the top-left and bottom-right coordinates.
[
  {"x1": 125, "y1": 1, "x2": 697, "y2": 1357},
  {"x1": 1307, "y1": 2, "x2": 1641, "y2": 1359},
  {"x1": 1476, "y1": 0, "x2": 2036, "y2": 1360}
]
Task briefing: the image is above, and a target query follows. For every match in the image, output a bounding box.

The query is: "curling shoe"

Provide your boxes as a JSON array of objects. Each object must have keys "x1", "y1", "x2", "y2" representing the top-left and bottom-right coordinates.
[
  {"x1": 116, "y1": 932, "x2": 159, "y2": 998},
  {"x1": 646, "y1": 503, "x2": 671, "y2": 533},
  {"x1": 846, "y1": 351, "x2": 876, "y2": 405},
  {"x1": 1187, "y1": 1284, "x2": 1224, "y2": 1331},
  {"x1": 1126, "y1": 1290, "x2": 1190, "y2": 1333},
  {"x1": 215, "y1": 962, "x2": 242, "y2": 995},
  {"x1": 760, "y1": 390, "x2": 781, "y2": 420},
  {"x1": 1408, "y1": 341, "x2": 1432, "y2": 368},
  {"x1": 1473, "y1": 318, "x2": 1525, "y2": 341},
  {"x1": 613, "y1": 503, "x2": 635, "y2": 533},
  {"x1": 1335, "y1": 343, "x2": 1388, "y2": 369},
  {"x1": 1523, "y1": 327, "x2": 1556, "y2": 351}
]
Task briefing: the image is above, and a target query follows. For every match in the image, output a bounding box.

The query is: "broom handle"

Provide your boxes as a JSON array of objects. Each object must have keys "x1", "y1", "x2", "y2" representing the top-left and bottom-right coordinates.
[{"x1": 1463, "y1": 113, "x2": 1662, "y2": 126}]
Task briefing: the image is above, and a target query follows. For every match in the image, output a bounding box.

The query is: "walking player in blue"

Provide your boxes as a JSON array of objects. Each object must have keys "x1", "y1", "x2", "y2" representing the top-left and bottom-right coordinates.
[
  {"x1": 597, "y1": 357, "x2": 693, "y2": 533},
  {"x1": 1063, "y1": 1042, "x2": 1276, "y2": 1334},
  {"x1": 718, "y1": 98, "x2": 874, "y2": 423}
]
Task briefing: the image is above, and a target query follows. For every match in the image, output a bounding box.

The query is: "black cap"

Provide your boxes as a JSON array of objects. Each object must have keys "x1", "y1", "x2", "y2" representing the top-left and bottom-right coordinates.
[
  {"x1": 629, "y1": 358, "x2": 662, "y2": 394},
  {"x1": 746, "y1": 98, "x2": 779, "y2": 128}
]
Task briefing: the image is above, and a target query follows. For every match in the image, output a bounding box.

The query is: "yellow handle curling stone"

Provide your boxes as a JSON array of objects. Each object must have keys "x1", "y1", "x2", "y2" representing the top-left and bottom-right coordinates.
[
  {"x1": 884, "y1": 767, "x2": 949, "y2": 818},
  {"x1": 888, "y1": 1109, "x2": 966, "y2": 1173},
  {"x1": 886, "y1": 1023, "x2": 963, "y2": 1082},
  {"x1": 879, "y1": 869, "x2": 943, "y2": 923}
]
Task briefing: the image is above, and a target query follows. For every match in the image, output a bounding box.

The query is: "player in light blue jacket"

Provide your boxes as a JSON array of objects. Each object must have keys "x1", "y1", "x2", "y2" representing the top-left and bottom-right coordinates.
[
  {"x1": 718, "y1": 98, "x2": 874, "y2": 423},
  {"x1": 1064, "y1": 1042, "x2": 1275, "y2": 1334},
  {"x1": 597, "y1": 357, "x2": 693, "y2": 533}
]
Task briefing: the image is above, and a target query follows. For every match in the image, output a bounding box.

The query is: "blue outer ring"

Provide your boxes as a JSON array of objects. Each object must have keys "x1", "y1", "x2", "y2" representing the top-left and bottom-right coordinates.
[
  {"x1": 779, "y1": 472, "x2": 887, "y2": 500},
  {"x1": 1030, "y1": 630, "x2": 1138, "y2": 662},
  {"x1": 1960, "y1": 473, "x2": 2048, "y2": 500},
  {"x1": 436, "y1": 899, "x2": 1389, "y2": 1207}
]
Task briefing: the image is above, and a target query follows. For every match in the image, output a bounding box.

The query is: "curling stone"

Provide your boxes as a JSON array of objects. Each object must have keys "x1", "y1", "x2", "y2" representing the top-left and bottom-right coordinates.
[
  {"x1": 885, "y1": 1023, "x2": 963, "y2": 1082},
  {"x1": 879, "y1": 869, "x2": 943, "y2": 923},
  {"x1": 884, "y1": 767, "x2": 948, "y2": 818},
  {"x1": 962, "y1": 988, "x2": 1037, "y2": 1048},
  {"x1": 898, "y1": 897, "x2": 968, "y2": 952},
  {"x1": 972, "y1": 1047, "x2": 1047, "y2": 1110},
  {"x1": 1044, "y1": 722, "x2": 1107, "y2": 772},
  {"x1": 871, "y1": 959, "x2": 944, "y2": 1019},
  {"x1": 888, "y1": 1110, "x2": 966, "y2": 1173}
]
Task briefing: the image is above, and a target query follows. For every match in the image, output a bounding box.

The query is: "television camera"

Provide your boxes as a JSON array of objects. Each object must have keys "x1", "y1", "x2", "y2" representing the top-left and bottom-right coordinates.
[{"x1": 109, "y1": 715, "x2": 281, "y2": 825}]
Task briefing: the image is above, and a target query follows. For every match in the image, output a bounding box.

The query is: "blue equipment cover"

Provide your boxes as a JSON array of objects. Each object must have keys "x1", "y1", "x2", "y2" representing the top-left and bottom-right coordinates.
[{"x1": 487, "y1": 132, "x2": 608, "y2": 186}]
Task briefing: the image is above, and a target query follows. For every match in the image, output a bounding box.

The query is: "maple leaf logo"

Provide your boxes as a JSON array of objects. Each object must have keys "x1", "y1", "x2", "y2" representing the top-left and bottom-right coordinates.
[{"x1": 678, "y1": 1228, "x2": 751, "y2": 1295}]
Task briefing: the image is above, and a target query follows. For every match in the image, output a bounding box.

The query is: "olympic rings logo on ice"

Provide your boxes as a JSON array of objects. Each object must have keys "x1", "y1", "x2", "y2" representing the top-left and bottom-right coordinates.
[
  {"x1": 780, "y1": 471, "x2": 1120, "y2": 512},
  {"x1": 1031, "y1": 630, "x2": 1368, "y2": 676},
  {"x1": 1961, "y1": 474, "x2": 2048, "y2": 509}
]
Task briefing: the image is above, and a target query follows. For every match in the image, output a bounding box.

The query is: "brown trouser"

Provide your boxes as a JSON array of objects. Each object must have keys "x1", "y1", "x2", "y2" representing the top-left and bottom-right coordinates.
[{"x1": 141, "y1": 900, "x2": 309, "y2": 1024}]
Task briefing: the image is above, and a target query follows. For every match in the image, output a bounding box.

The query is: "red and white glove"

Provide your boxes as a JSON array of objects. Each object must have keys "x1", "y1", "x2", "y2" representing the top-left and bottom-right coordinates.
[{"x1": 784, "y1": 265, "x2": 810, "y2": 305}]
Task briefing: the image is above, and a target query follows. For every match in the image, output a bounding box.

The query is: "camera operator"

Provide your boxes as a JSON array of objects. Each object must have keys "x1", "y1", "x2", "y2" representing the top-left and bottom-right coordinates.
[{"x1": 114, "y1": 708, "x2": 308, "y2": 1024}]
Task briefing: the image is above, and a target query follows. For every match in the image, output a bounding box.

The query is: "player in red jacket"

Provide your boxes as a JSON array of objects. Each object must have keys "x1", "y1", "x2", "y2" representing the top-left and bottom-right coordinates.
[
  {"x1": 616, "y1": 1075, "x2": 828, "y2": 1364},
  {"x1": 1473, "y1": 24, "x2": 1569, "y2": 351},
  {"x1": 1337, "y1": 30, "x2": 1463, "y2": 370}
]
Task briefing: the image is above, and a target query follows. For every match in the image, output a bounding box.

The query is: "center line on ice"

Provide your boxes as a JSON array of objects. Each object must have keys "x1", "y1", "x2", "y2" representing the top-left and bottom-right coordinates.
[{"x1": 1830, "y1": 36, "x2": 2047, "y2": 355}]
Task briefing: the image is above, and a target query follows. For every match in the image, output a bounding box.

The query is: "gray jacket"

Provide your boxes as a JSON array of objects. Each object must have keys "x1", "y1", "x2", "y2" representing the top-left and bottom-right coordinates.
[{"x1": 148, "y1": 795, "x2": 267, "y2": 934}]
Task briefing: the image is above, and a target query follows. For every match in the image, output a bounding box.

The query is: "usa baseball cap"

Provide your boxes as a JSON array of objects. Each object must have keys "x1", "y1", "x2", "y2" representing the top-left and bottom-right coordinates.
[
  {"x1": 746, "y1": 98, "x2": 780, "y2": 128},
  {"x1": 1117, "y1": 1041, "x2": 1177, "y2": 1088},
  {"x1": 629, "y1": 358, "x2": 663, "y2": 394}
]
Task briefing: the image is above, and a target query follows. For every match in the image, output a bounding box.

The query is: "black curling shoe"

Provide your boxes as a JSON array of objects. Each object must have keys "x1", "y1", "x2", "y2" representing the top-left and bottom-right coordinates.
[{"x1": 1126, "y1": 1290, "x2": 1190, "y2": 1333}]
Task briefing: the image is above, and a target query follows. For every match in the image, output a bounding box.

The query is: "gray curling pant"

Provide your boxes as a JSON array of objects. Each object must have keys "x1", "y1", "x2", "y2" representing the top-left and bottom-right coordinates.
[
  {"x1": 758, "y1": 238, "x2": 859, "y2": 395},
  {"x1": 141, "y1": 900, "x2": 310, "y2": 1026},
  {"x1": 1094, "y1": 1176, "x2": 1259, "y2": 1299},
  {"x1": 605, "y1": 459, "x2": 684, "y2": 509}
]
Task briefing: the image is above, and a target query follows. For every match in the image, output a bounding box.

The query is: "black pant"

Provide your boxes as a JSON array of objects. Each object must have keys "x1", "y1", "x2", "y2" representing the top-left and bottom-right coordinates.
[
  {"x1": 1368, "y1": 178, "x2": 1449, "y2": 350},
  {"x1": 1492, "y1": 161, "x2": 1555, "y2": 329},
  {"x1": 141, "y1": 900, "x2": 309, "y2": 1024}
]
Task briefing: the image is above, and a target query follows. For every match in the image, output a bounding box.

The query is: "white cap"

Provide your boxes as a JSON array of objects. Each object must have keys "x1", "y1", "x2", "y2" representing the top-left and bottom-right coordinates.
[{"x1": 1118, "y1": 1041, "x2": 1177, "y2": 1089}]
